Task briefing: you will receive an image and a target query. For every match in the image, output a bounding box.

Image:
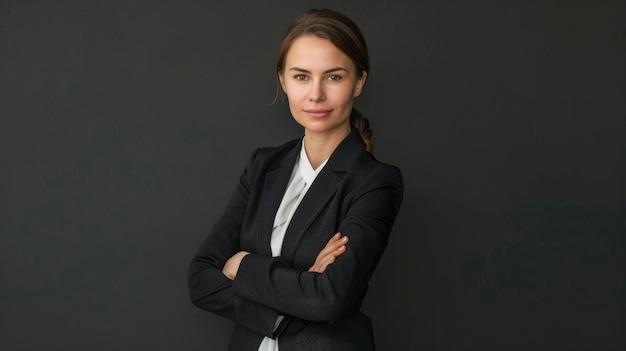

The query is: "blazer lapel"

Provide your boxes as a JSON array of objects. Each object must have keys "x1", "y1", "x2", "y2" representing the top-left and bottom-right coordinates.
[
  {"x1": 280, "y1": 166, "x2": 342, "y2": 262},
  {"x1": 280, "y1": 128, "x2": 366, "y2": 262},
  {"x1": 255, "y1": 143, "x2": 299, "y2": 256}
]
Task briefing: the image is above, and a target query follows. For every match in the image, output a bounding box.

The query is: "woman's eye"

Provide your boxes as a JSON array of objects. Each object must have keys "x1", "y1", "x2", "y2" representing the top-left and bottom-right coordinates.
[
  {"x1": 328, "y1": 74, "x2": 342, "y2": 81},
  {"x1": 294, "y1": 74, "x2": 308, "y2": 81}
]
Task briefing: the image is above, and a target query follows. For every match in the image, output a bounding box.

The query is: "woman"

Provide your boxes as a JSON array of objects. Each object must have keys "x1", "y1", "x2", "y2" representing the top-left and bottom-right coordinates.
[{"x1": 188, "y1": 9, "x2": 403, "y2": 350}]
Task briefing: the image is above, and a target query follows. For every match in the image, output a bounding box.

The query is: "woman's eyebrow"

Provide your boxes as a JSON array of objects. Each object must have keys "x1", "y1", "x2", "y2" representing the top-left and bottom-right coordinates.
[{"x1": 288, "y1": 67, "x2": 349, "y2": 74}]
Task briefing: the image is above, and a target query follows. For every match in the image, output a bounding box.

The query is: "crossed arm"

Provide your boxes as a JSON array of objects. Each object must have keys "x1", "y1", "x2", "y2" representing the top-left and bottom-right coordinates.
[
  {"x1": 222, "y1": 232, "x2": 349, "y2": 279},
  {"x1": 188, "y1": 149, "x2": 402, "y2": 336}
]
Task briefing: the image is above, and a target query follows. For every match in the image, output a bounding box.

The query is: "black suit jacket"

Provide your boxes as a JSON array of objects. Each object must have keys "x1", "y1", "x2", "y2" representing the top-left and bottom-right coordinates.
[{"x1": 188, "y1": 128, "x2": 403, "y2": 350}]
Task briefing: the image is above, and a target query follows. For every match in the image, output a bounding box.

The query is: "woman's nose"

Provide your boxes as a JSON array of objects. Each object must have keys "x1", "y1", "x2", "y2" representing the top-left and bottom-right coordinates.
[{"x1": 308, "y1": 80, "x2": 326, "y2": 102}]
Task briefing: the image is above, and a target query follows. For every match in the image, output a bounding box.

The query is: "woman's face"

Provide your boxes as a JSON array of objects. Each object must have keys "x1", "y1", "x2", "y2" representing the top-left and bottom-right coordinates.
[{"x1": 279, "y1": 35, "x2": 367, "y2": 139}]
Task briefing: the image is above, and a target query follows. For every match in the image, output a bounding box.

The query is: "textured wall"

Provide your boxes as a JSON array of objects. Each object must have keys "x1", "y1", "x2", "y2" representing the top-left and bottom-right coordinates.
[{"x1": 1, "y1": 0, "x2": 624, "y2": 350}]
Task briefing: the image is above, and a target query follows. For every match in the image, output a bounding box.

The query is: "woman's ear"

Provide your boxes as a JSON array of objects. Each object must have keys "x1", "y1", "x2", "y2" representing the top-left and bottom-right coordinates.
[{"x1": 354, "y1": 71, "x2": 368, "y2": 97}]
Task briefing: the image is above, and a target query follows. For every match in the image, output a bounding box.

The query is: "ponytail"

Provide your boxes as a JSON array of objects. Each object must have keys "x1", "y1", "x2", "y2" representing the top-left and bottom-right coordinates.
[{"x1": 350, "y1": 108, "x2": 373, "y2": 153}]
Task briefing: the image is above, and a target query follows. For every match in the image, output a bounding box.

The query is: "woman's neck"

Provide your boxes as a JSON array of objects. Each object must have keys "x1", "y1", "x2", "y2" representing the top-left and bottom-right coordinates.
[{"x1": 303, "y1": 126, "x2": 351, "y2": 170}]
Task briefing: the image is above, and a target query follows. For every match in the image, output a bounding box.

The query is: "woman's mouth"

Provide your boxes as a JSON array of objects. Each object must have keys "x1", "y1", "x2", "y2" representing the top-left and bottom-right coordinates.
[{"x1": 304, "y1": 109, "x2": 332, "y2": 118}]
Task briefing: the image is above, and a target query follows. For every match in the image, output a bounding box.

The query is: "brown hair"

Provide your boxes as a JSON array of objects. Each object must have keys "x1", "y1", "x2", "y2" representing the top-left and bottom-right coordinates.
[{"x1": 275, "y1": 9, "x2": 373, "y2": 152}]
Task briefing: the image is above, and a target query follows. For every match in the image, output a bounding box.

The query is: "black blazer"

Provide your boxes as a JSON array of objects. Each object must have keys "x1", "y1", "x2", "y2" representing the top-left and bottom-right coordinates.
[{"x1": 188, "y1": 128, "x2": 403, "y2": 350}]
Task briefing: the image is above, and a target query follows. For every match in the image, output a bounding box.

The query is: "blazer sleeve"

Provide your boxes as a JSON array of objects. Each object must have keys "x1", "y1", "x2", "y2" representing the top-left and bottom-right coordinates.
[
  {"x1": 232, "y1": 164, "x2": 403, "y2": 324},
  {"x1": 187, "y1": 149, "x2": 279, "y2": 337}
]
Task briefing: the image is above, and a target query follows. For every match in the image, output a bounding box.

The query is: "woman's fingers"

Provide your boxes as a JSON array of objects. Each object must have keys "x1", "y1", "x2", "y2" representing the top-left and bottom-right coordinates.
[
  {"x1": 222, "y1": 251, "x2": 250, "y2": 280},
  {"x1": 321, "y1": 234, "x2": 348, "y2": 258},
  {"x1": 308, "y1": 232, "x2": 349, "y2": 273},
  {"x1": 323, "y1": 233, "x2": 342, "y2": 250},
  {"x1": 320, "y1": 233, "x2": 348, "y2": 255}
]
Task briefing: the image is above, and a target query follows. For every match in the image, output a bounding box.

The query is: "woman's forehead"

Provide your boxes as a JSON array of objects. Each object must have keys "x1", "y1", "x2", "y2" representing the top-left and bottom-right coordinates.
[{"x1": 284, "y1": 36, "x2": 355, "y2": 71}]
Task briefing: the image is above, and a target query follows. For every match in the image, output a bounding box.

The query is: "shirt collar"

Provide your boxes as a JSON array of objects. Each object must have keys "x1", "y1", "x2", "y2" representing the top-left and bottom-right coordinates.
[{"x1": 298, "y1": 137, "x2": 328, "y2": 185}]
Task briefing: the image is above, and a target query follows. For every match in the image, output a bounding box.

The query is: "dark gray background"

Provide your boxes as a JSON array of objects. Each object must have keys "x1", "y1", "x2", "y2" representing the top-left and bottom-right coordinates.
[{"x1": 1, "y1": 0, "x2": 625, "y2": 350}]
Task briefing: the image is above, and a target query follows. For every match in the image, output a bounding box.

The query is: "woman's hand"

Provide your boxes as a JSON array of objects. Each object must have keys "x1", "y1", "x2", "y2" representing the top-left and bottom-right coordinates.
[
  {"x1": 308, "y1": 232, "x2": 348, "y2": 273},
  {"x1": 222, "y1": 251, "x2": 250, "y2": 280}
]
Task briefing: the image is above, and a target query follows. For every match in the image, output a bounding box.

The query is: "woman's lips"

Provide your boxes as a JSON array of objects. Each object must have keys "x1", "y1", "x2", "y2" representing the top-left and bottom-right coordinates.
[{"x1": 304, "y1": 109, "x2": 332, "y2": 118}]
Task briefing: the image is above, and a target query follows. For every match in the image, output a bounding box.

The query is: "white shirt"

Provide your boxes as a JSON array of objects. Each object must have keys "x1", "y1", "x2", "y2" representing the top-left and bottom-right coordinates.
[{"x1": 258, "y1": 139, "x2": 328, "y2": 351}]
